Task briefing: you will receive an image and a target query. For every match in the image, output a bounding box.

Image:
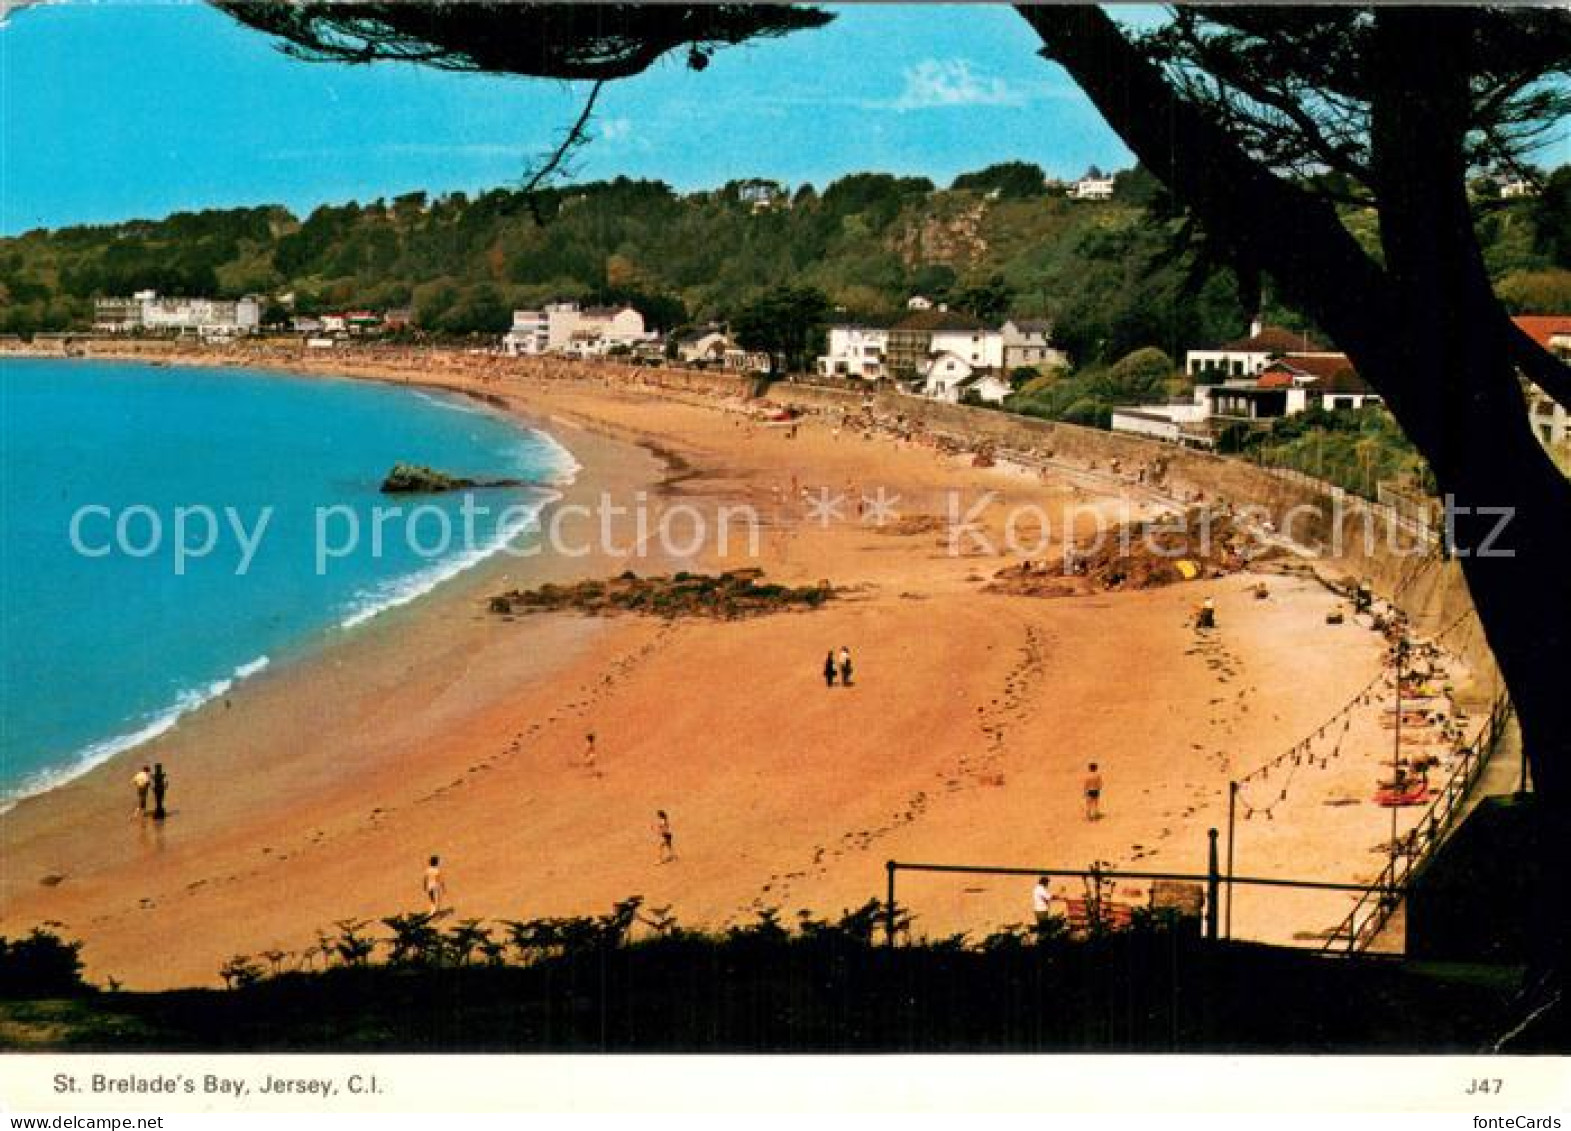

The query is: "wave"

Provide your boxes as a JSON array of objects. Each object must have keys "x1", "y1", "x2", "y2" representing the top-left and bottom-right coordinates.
[
  {"x1": 0, "y1": 655, "x2": 271, "y2": 813},
  {"x1": 409, "y1": 390, "x2": 495, "y2": 419},
  {"x1": 336, "y1": 421, "x2": 581, "y2": 631},
  {"x1": 336, "y1": 489, "x2": 559, "y2": 630},
  {"x1": 522, "y1": 425, "x2": 582, "y2": 487}
]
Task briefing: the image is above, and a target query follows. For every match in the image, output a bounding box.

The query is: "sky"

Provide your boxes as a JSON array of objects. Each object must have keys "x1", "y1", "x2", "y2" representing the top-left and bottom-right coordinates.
[{"x1": 0, "y1": 1, "x2": 1135, "y2": 234}]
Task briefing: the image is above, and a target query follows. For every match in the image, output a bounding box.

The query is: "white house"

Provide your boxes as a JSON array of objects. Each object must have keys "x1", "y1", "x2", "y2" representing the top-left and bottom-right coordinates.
[
  {"x1": 675, "y1": 325, "x2": 733, "y2": 366},
  {"x1": 1000, "y1": 319, "x2": 1069, "y2": 371},
  {"x1": 906, "y1": 295, "x2": 934, "y2": 311},
  {"x1": 918, "y1": 351, "x2": 1010, "y2": 405},
  {"x1": 1114, "y1": 352, "x2": 1378, "y2": 445},
  {"x1": 502, "y1": 309, "x2": 550, "y2": 356},
  {"x1": 1258, "y1": 356, "x2": 1381, "y2": 411},
  {"x1": 94, "y1": 291, "x2": 261, "y2": 338},
  {"x1": 1068, "y1": 174, "x2": 1116, "y2": 201},
  {"x1": 738, "y1": 179, "x2": 788, "y2": 212},
  {"x1": 575, "y1": 304, "x2": 652, "y2": 351},
  {"x1": 1110, "y1": 403, "x2": 1214, "y2": 447},
  {"x1": 1184, "y1": 320, "x2": 1331, "y2": 379},
  {"x1": 1499, "y1": 177, "x2": 1536, "y2": 200},
  {"x1": 1514, "y1": 316, "x2": 1571, "y2": 450},
  {"x1": 503, "y1": 302, "x2": 654, "y2": 357},
  {"x1": 817, "y1": 323, "x2": 889, "y2": 380},
  {"x1": 929, "y1": 321, "x2": 1004, "y2": 371}
]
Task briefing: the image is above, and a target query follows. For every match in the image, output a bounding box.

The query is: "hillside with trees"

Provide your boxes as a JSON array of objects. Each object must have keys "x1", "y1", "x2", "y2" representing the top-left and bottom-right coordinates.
[{"x1": 3, "y1": 162, "x2": 1566, "y2": 362}]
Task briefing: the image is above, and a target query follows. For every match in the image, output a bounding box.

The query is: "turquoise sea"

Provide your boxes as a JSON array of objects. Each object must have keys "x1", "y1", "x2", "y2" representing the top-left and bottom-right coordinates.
[{"x1": 0, "y1": 359, "x2": 574, "y2": 805}]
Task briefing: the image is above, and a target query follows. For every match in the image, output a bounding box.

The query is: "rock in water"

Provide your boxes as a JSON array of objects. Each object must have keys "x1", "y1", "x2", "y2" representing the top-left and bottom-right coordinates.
[{"x1": 380, "y1": 462, "x2": 522, "y2": 494}]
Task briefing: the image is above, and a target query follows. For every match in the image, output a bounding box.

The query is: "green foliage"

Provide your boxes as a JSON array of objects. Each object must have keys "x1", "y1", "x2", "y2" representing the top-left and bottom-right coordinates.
[
  {"x1": 948, "y1": 273, "x2": 1014, "y2": 322},
  {"x1": 1006, "y1": 346, "x2": 1175, "y2": 429},
  {"x1": 1495, "y1": 268, "x2": 1571, "y2": 314},
  {"x1": 1103, "y1": 346, "x2": 1176, "y2": 399},
  {"x1": 318, "y1": 919, "x2": 377, "y2": 968},
  {"x1": 0, "y1": 927, "x2": 90, "y2": 998},
  {"x1": 730, "y1": 285, "x2": 831, "y2": 370},
  {"x1": 219, "y1": 956, "x2": 266, "y2": 991},
  {"x1": 951, "y1": 161, "x2": 1047, "y2": 199},
  {"x1": 1, "y1": 163, "x2": 1561, "y2": 349},
  {"x1": 1225, "y1": 405, "x2": 1427, "y2": 497},
  {"x1": 1532, "y1": 167, "x2": 1571, "y2": 269}
]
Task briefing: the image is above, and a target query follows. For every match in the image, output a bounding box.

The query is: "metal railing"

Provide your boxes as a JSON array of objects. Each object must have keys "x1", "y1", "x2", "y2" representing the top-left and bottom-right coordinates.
[
  {"x1": 884, "y1": 830, "x2": 1376, "y2": 951},
  {"x1": 1319, "y1": 694, "x2": 1515, "y2": 954}
]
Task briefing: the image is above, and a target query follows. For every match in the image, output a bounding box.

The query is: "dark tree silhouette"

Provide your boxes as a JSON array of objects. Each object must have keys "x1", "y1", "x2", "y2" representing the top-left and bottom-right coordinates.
[{"x1": 218, "y1": 2, "x2": 1571, "y2": 997}]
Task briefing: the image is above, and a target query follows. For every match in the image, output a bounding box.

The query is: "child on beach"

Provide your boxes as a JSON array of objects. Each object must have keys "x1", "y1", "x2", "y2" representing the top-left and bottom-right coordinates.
[
  {"x1": 584, "y1": 732, "x2": 597, "y2": 771},
  {"x1": 656, "y1": 811, "x2": 676, "y2": 864},
  {"x1": 424, "y1": 855, "x2": 446, "y2": 914},
  {"x1": 839, "y1": 646, "x2": 854, "y2": 687},
  {"x1": 132, "y1": 765, "x2": 152, "y2": 818},
  {"x1": 1083, "y1": 763, "x2": 1103, "y2": 821},
  {"x1": 823, "y1": 651, "x2": 837, "y2": 687}
]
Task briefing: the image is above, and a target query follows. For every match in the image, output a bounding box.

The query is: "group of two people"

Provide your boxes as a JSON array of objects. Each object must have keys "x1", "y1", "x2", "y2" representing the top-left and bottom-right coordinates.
[
  {"x1": 131, "y1": 763, "x2": 169, "y2": 821},
  {"x1": 823, "y1": 646, "x2": 854, "y2": 688}
]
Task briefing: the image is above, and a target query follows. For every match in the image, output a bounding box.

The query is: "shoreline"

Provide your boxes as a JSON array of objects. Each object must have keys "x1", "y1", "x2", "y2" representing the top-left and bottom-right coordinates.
[
  {"x1": 0, "y1": 345, "x2": 1490, "y2": 988},
  {"x1": 0, "y1": 357, "x2": 602, "y2": 812}
]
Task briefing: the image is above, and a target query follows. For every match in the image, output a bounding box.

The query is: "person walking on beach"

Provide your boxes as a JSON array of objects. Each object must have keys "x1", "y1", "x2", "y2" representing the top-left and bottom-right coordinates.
[
  {"x1": 132, "y1": 765, "x2": 152, "y2": 818},
  {"x1": 583, "y1": 732, "x2": 597, "y2": 772},
  {"x1": 423, "y1": 855, "x2": 446, "y2": 915},
  {"x1": 1083, "y1": 763, "x2": 1103, "y2": 821},
  {"x1": 839, "y1": 646, "x2": 854, "y2": 688},
  {"x1": 655, "y1": 810, "x2": 676, "y2": 864},
  {"x1": 150, "y1": 763, "x2": 168, "y2": 821},
  {"x1": 823, "y1": 651, "x2": 838, "y2": 688}
]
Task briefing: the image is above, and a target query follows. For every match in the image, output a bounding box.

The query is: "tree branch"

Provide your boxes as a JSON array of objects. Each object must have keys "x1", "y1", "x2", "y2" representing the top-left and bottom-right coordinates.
[{"x1": 1015, "y1": 6, "x2": 1404, "y2": 390}]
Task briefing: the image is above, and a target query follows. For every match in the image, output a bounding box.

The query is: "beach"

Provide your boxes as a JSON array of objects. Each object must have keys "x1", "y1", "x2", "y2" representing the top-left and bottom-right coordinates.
[{"x1": 0, "y1": 348, "x2": 1481, "y2": 988}]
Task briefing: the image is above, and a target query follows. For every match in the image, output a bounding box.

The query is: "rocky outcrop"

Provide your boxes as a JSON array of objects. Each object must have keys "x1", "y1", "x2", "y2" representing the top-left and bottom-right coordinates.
[
  {"x1": 379, "y1": 462, "x2": 521, "y2": 494},
  {"x1": 489, "y1": 569, "x2": 836, "y2": 620}
]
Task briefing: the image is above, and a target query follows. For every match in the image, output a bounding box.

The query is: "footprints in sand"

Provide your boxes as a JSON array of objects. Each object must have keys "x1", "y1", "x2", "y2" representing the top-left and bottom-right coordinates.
[
  {"x1": 751, "y1": 624, "x2": 1050, "y2": 912},
  {"x1": 402, "y1": 624, "x2": 679, "y2": 809},
  {"x1": 1187, "y1": 632, "x2": 1259, "y2": 742},
  {"x1": 143, "y1": 628, "x2": 687, "y2": 921}
]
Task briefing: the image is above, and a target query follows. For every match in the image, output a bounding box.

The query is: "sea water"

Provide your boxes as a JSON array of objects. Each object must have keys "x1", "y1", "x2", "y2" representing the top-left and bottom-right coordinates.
[{"x1": 0, "y1": 358, "x2": 575, "y2": 805}]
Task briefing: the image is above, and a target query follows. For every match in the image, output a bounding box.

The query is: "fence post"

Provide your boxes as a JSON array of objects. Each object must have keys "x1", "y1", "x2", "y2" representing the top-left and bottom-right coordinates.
[
  {"x1": 885, "y1": 860, "x2": 897, "y2": 947},
  {"x1": 1205, "y1": 828, "x2": 1221, "y2": 942}
]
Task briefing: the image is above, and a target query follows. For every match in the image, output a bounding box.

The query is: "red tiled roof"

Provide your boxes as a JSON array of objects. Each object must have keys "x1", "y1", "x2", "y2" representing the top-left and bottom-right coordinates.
[
  {"x1": 1513, "y1": 315, "x2": 1571, "y2": 350},
  {"x1": 1259, "y1": 353, "x2": 1373, "y2": 395},
  {"x1": 1213, "y1": 325, "x2": 1326, "y2": 354}
]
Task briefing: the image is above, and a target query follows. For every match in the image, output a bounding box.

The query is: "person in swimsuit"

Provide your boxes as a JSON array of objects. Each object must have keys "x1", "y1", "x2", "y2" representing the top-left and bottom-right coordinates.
[
  {"x1": 839, "y1": 646, "x2": 853, "y2": 687},
  {"x1": 424, "y1": 855, "x2": 446, "y2": 914},
  {"x1": 1084, "y1": 763, "x2": 1103, "y2": 821}
]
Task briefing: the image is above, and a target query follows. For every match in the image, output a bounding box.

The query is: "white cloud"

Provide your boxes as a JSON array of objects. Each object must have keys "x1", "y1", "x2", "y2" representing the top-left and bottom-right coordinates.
[
  {"x1": 599, "y1": 117, "x2": 633, "y2": 143},
  {"x1": 890, "y1": 59, "x2": 1029, "y2": 111}
]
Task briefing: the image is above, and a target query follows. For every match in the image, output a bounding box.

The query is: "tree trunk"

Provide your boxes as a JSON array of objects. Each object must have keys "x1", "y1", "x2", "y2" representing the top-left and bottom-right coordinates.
[
  {"x1": 1368, "y1": 10, "x2": 1570, "y2": 975},
  {"x1": 1020, "y1": 6, "x2": 1571, "y2": 978}
]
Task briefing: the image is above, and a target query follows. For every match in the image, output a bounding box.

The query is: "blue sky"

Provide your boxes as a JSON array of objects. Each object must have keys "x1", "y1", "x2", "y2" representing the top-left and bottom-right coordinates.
[{"x1": 0, "y1": 1, "x2": 1133, "y2": 233}]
